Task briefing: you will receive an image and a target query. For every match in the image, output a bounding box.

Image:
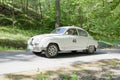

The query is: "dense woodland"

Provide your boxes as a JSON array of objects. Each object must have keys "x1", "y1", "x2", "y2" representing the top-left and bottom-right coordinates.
[{"x1": 0, "y1": 0, "x2": 120, "y2": 49}]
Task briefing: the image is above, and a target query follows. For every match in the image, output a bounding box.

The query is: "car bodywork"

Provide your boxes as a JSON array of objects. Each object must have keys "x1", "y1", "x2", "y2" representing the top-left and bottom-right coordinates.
[{"x1": 27, "y1": 26, "x2": 98, "y2": 57}]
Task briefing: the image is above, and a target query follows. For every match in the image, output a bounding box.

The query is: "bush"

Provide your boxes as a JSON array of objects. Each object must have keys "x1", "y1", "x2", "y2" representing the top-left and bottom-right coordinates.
[
  {"x1": 0, "y1": 17, "x2": 13, "y2": 26},
  {"x1": 15, "y1": 19, "x2": 34, "y2": 29}
]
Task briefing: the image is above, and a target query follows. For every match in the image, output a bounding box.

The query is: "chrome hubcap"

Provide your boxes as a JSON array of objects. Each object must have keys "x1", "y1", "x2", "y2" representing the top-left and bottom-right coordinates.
[
  {"x1": 48, "y1": 45, "x2": 58, "y2": 56},
  {"x1": 89, "y1": 46, "x2": 95, "y2": 53}
]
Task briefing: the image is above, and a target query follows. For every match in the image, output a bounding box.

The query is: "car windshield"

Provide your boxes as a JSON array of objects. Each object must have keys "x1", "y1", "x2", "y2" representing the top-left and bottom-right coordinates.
[{"x1": 51, "y1": 28, "x2": 66, "y2": 34}]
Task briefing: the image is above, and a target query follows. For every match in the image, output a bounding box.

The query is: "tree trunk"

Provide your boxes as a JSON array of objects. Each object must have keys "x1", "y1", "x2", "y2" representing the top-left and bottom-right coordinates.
[
  {"x1": 78, "y1": 7, "x2": 83, "y2": 27},
  {"x1": 39, "y1": 0, "x2": 42, "y2": 19},
  {"x1": 21, "y1": 0, "x2": 23, "y2": 11},
  {"x1": 55, "y1": 0, "x2": 60, "y2": 28},
  {"x1": 102, "y1": 0, "x2": 105, "y2": 7},
  {"x1": 0, "y1": 0, "x2": 1, "y2": 3},
  {"x1": 12, "y1": 0, "x2": 15, "y2": 27},
  {"x1": 26, "y1": 0, "x2": 29, "y2": 11}
]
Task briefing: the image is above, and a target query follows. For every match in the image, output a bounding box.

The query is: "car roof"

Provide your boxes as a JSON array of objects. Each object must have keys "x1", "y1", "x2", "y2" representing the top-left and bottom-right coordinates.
[{"x1": 59, "y1": 26, "x2": 85, "y2": 31}]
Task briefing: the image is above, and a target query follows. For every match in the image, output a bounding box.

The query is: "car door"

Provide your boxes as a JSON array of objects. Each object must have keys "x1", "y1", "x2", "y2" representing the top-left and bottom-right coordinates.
[
  {"x1": 76, "y1": 29, "x2": 89, "y2": 50},
  {"x1": 64, "y1": 28, "x2": 78, "y2": 50},
  {"x1": 58, "y1": 34, "x2": 72, "y2": 50}
]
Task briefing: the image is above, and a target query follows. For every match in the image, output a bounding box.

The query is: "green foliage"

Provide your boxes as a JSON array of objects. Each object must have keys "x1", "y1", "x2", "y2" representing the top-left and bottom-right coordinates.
[
  {"x1": 0, "y1": 17, "x2": 13, "y2": 26},
  {"x1": 37, "y1": 73, "x2": 48, "y2": 80},
  {"x1": 59, "y1": 74, "x2": 70, "y2": 80},
  {"x1": 71, "y1": 72, "x2": 79, "y2": 80},
  {"x1": 0, "y1": 46, "x2": 18, "y2": 50},
  {"x1": 102, "y1": 72, "x2": 113, "y2": 80}
]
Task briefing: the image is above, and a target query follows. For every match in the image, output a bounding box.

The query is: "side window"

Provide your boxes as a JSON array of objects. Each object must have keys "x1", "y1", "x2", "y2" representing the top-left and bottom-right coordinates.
[
  {"x1": 66, "y1": 29, "x2": 78, "y2": 35},
  {"x1": 78, "y1": 29, "x2": 88, "y2": 37}
]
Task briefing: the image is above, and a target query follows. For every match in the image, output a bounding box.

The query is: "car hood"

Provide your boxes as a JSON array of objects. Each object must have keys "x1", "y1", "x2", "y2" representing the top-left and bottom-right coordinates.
[
  {"x1": 33, "y1": 34, "x2": 61, "y2": 39},
  {"x1": 30, "y1": 34, "x2": 61, "y2": 43}
]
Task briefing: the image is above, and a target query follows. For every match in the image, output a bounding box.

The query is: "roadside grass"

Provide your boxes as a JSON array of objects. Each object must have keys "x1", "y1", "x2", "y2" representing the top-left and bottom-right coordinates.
[
  {"x1": 94, "y1": 35, "x2": 120, "y2": 46},
  {"x1": 2, "y1": 59, "x2": 120, "y2": 80},
  {"x1": 0, "y1": 46, "x2": 20, "y2": 51},
  {"x1": 0, "y1": 26, "x2": 29, "y2": 50},
  {"x1": 0, "y1": 26, "x2": 52, "y2": 50}
]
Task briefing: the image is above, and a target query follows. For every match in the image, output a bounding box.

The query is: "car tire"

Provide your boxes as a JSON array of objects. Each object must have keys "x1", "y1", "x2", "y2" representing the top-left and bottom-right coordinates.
[
  {"x1": 45, "y1": 44, "x2": 58, "y2": 58},
  {"x1": 87, "y1": 45, "x2": 96, "y2": 54}
]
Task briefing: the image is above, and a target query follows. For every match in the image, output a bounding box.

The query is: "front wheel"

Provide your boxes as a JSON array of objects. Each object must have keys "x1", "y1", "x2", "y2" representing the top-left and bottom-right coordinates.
[
  {"x1": 87, "y1": 45, "x2": 96, "y2": 54},
  {"x1": 45, "y1": 44, "x2": 58, "y2": 58}
]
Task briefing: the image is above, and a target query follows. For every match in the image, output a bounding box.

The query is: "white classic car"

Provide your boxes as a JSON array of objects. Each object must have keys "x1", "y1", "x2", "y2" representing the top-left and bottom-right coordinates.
[{"x1": 27, "y1": 26, "x2": 98, "y2": 58}]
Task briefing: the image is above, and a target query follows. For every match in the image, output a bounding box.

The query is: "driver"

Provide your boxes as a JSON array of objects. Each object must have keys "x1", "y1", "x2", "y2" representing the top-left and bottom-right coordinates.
[{"x1": 67, "y1": 29, "x2": 74, "y2": 35}]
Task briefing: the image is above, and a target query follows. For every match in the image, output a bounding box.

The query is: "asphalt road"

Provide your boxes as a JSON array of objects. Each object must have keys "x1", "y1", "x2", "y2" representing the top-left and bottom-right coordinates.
[{"x1": 0, "y1": 49, "x2": 120, "y2": 75}]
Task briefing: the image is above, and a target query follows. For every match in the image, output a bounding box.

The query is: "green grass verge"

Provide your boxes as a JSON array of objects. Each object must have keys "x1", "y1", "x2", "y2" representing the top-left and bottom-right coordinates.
[{"x1": 0, "y1": 26, "x2": 52, "y2": 50}]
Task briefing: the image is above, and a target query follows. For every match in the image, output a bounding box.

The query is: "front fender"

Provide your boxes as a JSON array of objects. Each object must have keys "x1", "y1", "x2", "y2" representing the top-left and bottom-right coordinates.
[{"x1": 40, "y1": 37, "x2": 57, "y2": 48}]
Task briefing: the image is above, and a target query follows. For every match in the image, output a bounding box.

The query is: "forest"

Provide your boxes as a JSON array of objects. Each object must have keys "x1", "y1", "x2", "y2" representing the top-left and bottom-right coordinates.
[{"x1": 0, "y1": 0, "x2": 120, "y2": 50}]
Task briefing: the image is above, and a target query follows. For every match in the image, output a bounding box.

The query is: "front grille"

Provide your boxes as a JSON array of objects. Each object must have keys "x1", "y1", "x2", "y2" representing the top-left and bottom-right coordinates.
[{"x1": 33, "y1": 47, "x2": 39, "y2": 51}]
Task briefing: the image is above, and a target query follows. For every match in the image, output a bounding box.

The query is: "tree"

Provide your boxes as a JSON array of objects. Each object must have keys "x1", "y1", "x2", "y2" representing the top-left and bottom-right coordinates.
[
  {"x1": 55, "y1": 0, "x2": 60, "y2": 27},
  {"x1": 12, "y1": 0, "x2": 15, "y2": 27}
]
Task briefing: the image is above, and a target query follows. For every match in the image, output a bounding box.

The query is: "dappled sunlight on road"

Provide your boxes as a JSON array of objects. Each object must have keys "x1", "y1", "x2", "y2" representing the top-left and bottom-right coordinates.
[{"x1": 0, "y1": 49, "x2": 120, "y2": 75}]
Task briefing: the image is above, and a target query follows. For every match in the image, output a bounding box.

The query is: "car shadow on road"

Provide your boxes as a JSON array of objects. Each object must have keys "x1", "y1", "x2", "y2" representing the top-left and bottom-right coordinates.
[
  {"x1": 57, "y1": 49, "x2": 120, "y2": 58},
  {"x1": 34, "y1": 49, "x2": 103, "y2": 59},
  {"x1": 56, "y1": 52, "x2": 100, "y2": 59},
  {"x1": 35, "y1": 49, "x2": 120, "y2": 59},
  {"x1": 1, "y1": 49, "x2": 119, "y2": 63},
  {"x1": 34, "y1": 51, "x2": 89, "y2": 58},
  {"x1": 57, "y1": 52, "x2": 91, "y2": 58}
]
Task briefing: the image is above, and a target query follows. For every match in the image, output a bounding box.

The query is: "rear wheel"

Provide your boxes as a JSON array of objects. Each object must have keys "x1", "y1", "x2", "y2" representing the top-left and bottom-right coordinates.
[
  {"x1": 45, "y1": 44, "x2": 58, "y2": 58},
  {"x1": 87, "y1": 45, "x2": 96, "y2": 54}
]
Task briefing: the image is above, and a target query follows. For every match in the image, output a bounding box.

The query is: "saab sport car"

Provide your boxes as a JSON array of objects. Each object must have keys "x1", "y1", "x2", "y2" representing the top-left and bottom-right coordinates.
[{"x1": 27, "y1": 26, "x2": 98, "y2": 58}]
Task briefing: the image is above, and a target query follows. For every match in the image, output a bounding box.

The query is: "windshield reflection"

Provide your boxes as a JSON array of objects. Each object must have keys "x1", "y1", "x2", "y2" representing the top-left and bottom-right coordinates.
[{"x1": 51, "y1": 28, "x2": 66, "y2": 34}]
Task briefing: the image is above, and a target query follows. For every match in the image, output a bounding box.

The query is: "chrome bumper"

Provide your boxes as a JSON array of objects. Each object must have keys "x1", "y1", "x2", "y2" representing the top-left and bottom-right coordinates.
[{"x1": 27, "y1": 44, "x2": 46, "y2": 52}]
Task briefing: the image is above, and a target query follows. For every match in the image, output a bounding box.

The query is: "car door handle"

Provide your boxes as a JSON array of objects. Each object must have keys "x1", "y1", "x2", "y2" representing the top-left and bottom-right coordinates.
[{"x1": 73, "y1": 39, "x2": 76, "y2": 43}]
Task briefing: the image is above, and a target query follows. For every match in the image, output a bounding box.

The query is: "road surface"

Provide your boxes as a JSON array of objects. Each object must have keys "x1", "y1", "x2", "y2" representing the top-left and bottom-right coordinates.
[{"x1": 0, "y1": 49, "x2": 120, "y2": 75}]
